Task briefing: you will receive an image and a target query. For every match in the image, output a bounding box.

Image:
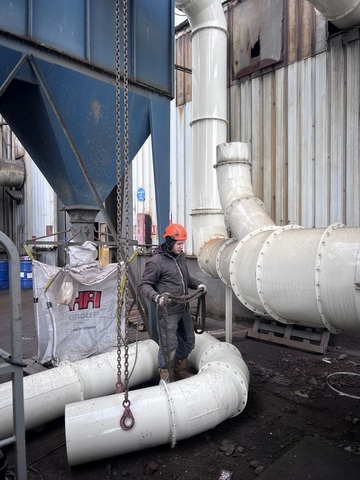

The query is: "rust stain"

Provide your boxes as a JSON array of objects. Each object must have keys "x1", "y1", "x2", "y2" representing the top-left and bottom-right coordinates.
[{"x1": 91, "y1": 100, "x2": 102, "y2": 123}]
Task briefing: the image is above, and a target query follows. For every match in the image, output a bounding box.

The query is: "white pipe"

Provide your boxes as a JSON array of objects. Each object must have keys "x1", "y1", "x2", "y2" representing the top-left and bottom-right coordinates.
[
  {"x1": 176, "y1": 1, "x2": 360, "y2": 335},
  {"x1": 176, "y1": 0, "x2": 228, "y2": 255},
  {"x1": 65, "y1": 332, "x2": 250, "y2": 466},
  {"x1": 64, "y1": 1, "x2": 252, "y2": 467},
  {"x1": 307, "y1": 0, "x2": 360, "y2": 29},
  {"x1": 215, "y1": 142, "x2": 360, "y2": 334},
  {"x1": 0, "y1": 339, "x2": 159, "y2": 440}
]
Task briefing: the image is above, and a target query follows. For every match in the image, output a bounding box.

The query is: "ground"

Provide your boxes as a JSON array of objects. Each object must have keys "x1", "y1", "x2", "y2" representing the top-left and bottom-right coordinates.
[{"x1": 1, "y1": 289, "x2": 360, "y2": 479}]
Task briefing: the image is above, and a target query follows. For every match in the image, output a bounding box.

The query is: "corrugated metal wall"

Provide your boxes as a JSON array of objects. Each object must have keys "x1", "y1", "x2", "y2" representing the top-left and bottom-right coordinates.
[
  {"x1": 172, "y1": 0, "x2": 359, "y2": 244},
  {"x1": 229, "y1": 34, "x2": 360, "y2": 229},
  {"x1": 23, "y1": 153, "x2": 57, "y2": 247},
  {"x1": 132, "y1": 98, "x2": 196, "y2": 250},
  {"x1": 134, "y1": 1, "x2": 360, "y2": 256}
]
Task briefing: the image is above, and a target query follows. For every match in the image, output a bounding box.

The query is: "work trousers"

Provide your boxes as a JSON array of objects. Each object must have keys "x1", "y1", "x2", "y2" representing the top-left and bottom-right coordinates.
[{"x1": 157, "y1": 310, "x2": 195, "y2": 369}]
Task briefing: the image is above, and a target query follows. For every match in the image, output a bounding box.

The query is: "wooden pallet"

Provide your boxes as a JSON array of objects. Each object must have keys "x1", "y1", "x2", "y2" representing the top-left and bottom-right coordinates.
[
  {"x1": 247, "y1": 317, "x2": 330, "y2": 354},
  {"x1": 127, "y1": 300, "x2": 147, "y2": 331}
]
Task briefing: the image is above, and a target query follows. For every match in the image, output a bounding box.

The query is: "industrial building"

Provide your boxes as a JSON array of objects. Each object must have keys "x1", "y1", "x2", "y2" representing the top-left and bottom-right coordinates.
[{"x1": 1, "y1": 1, "x2": 360, "y2": 479}]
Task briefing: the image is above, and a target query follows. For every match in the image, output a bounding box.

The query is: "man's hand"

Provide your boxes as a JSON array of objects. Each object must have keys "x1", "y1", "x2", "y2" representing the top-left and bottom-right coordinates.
[
  {"x1": 197, "y1": 284, "x2": 207, "y2": 294},
  {"x1": 155, "y1": 293, "x2": 171, "y2": 306}
]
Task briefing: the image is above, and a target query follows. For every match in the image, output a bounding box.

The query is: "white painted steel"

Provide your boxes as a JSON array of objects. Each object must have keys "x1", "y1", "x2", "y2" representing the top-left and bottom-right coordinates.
[
  {"x1": 176, "y1": 0, "x2": 228, "y2": 255},
  {"x1": 64, "y1": 5, "x2": 251, "y2": 465},
  {"x1": 308, "y1": 0, "x2": 360, "y2": 29},
  {"x1": 216, "y1": 142, "x2": 360, "y2": 333},
  {"x1": 0, "y1": 339, "x2": 159, "y2": 440},
  {"x1": 215, "y1": 142, "x2": 276, "y2": 240},
  {"x1": 174, "y1": 1, "x2": 360, "y2": 335},
  {"x1": 65, "y1": 332, "x2": 250, "y2": 466}
]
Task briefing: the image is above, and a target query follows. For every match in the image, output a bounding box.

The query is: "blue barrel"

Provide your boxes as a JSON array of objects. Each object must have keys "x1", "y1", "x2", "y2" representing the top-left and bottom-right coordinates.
[
  {"x1": 20, "y1": 260, "x2": 33, "y2": 289},
  {"x1": 0, "y1": 260, "x2": 9, "y2": 289}
]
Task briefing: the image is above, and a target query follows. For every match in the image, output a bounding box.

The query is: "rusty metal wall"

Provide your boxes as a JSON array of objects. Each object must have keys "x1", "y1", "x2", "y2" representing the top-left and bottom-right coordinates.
[{"x1": 176, "y1": 0, "x2": 328, "y2": 105}]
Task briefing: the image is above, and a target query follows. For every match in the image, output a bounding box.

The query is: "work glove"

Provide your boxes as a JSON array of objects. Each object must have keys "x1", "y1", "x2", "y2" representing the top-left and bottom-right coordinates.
[
  {"x1": 155, "y1": 293, "x2": 171, "y2": 306},
  {"x1": 197, "y1": 284, "x2": 207, "y2": 295}
]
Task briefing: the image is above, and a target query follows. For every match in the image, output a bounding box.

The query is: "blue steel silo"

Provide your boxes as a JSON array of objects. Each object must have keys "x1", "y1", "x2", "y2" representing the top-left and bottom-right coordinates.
[{"x1": 0, "y1": 0, "x2": 174, "y2": 238}]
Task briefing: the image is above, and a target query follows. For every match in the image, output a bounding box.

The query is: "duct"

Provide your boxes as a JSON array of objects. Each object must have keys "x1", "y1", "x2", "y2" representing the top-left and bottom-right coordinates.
[
  {"x1": 65, "y1": 332, "x2": 250, "y2": 466},
  {"x1": 177, "y1": 0, "x2": 360, "y2": 335},
  {"x1": 0, "y1": 157, "x2": 25, "y2": 188},
  {"x1": 0, "y1": 339, "x2": 159, "y2": 440},
  {"x1": 307, "y1": 0, "x2": 360, "y2": 29},
  {"x1": 214, "y1": 141, "x2": 360, "y2": 334},
  {"x1": 176, "y1": 0, "x2": 229, "y2": 255}
]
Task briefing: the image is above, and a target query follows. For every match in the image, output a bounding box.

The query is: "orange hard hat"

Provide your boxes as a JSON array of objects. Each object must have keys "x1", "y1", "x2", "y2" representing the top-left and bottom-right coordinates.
[{"x1": 163, "y1": 223, "x2": 187, "y2": 241}]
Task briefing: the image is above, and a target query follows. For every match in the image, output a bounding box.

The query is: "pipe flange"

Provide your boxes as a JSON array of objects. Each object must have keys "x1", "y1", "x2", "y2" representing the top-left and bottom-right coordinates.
[
  {"x1": 160, "y1": 380, "x2": 178, "y2": 449},
  {"x1": 198, "y1": 340, "x2": 241, "y2": 368},
  {"x1": 197, "y1": 234, "x2": 227, "y2": 255},
  {"x1": 315, "y1": 223, "x2": 345, "y2": 334},
  {"x1": 197, "y1": 235, "x2": 228, "y2": 278},
  {"x1": 199, "y1": 361, "x2": 248, "y2": 415},
  {"x1": 256, "y1": 225, "x2": 303, "y2": 323},
  {"x1": 215, "y1": 238, "x2": 237, "y2": 286},
  {"x1": 229, "y1": 226, "x2": 277, "y2": 315}
]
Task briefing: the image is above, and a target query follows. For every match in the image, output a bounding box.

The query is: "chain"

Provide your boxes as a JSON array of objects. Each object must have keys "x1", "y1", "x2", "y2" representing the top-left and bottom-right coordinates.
[
  {"x1": 115, "y1": 0, "x2": 133, "y2": 429},
  {"x1": 122, "y1": 0, "x2": 131, "y2": 403},
  {"x1": 115, "y1": 0, "x2": 123, "y2": 394}
]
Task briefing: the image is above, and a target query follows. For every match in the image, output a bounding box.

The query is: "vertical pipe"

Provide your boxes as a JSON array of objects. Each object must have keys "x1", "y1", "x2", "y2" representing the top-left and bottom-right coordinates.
[{"x1": 176, "y1": 0, "x2": 228, "y2": 254}]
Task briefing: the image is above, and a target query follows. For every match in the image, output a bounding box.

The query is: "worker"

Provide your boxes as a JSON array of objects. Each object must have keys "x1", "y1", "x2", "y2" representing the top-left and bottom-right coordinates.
[{"x1": 138, "y1": 223, "x2": 207, "y2": 383}]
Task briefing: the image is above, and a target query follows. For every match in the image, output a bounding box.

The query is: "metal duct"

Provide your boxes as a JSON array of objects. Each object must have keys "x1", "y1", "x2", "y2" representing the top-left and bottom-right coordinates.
[
  {"x1": 175, "y1": 0, "x2": 229, "y2": 255},
  {"x1": 307, "y1": 0, "x2": 360, "y2": 29},
  {"x1": 65, "y1": 332, "x2": 249, "y2": 466},
  {"x1": 179, "y1": 0, "x2": 360, "y2": 334},
  {"x1": 0, "y1": 158, "x2": 25, "y2": 188},
  {"x1": 0, "y1": 340, "x2": 159, "y2": 441},
  {"x1": 215, "y1": 142, "x2": 360, "y2": 334}
]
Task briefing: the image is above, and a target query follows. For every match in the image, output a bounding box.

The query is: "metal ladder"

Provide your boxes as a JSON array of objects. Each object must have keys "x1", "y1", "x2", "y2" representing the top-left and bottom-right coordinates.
[{"x1": 0, "y1": 231, "x2": 27, "y2": 479}]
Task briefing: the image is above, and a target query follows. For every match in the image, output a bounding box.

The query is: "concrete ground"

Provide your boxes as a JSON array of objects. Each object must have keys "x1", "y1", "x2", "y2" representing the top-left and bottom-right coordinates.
[{"x1": 1, "y1": 288, "x2": 360, "y2": 479}]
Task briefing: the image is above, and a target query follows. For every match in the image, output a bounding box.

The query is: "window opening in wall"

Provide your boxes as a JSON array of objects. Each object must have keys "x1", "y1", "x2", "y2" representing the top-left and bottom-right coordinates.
[{"x1": 251, "y1": 38, "x2": 260, "y2": 58}]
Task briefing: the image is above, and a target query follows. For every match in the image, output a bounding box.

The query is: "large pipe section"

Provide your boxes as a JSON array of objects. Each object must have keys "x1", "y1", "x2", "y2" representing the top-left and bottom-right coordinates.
[
  {"x1": 178, "y1": 0, "x2": 360, "y2": 335},
  {"x1": 214, "y1": 142, "x2": 360, "y2": 334},
  {"x1": 63, "y1": 1, "x2": 250, "y2": 465},
  {"x1": 307, "y1": 0, "x2": 360, "y2": 29},
  {"x1": 0, "y1": 340, "x2": 159, "y2": 440},
  {"x1": 65, "y1": 332, "x2": 250, "y2": 466},
  {"x1": 175, "y1": 0, "x2": 228, "y2": 254}
]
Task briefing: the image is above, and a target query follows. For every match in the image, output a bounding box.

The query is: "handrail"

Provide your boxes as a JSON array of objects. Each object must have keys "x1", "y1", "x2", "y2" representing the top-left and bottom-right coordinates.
[{"x1": 0, "y1": 231, "x2": 27, "y2": 479}]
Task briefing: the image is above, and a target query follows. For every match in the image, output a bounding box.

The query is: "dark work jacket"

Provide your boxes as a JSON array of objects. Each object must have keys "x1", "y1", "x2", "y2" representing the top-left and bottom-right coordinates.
[{"x1": 138, "y1": 245, "x2": 201, "y2": 314}]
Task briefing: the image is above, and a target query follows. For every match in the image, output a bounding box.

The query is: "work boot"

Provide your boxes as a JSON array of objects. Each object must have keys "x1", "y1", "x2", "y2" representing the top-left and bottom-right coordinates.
[
  {"x1": 158, "y1": 368, "x2": 170, "y2": 384},
  {"x1": 174, "y1": 357, "x2": 194, "y2": 380}
]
